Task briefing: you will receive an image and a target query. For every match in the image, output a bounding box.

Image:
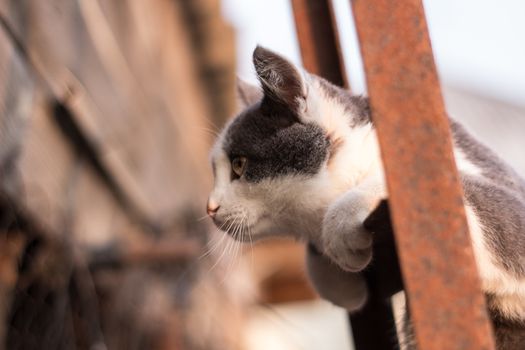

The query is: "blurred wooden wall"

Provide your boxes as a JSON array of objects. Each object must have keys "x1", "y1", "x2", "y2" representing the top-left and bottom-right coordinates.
[{"x1": 0, "y1": 1, "x2": 246, "y2": 349}]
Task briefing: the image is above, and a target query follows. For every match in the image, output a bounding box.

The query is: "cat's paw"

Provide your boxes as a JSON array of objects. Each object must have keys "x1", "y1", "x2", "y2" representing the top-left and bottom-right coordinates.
[
  {"x1": 321, "y1": 191, "x2": 373, "y2": 272},
  {"x1": 306, "y1": 244, "x2": 368, "y2": 311}
]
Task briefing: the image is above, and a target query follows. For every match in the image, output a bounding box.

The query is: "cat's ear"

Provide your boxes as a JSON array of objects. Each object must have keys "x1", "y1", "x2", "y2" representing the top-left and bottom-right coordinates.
[
  {"x1": 236, "y1": 77, "x2": 263, "y2": 109},
  {"x1": 253, "y1": 46, "x2": 307, "y2": 112}
]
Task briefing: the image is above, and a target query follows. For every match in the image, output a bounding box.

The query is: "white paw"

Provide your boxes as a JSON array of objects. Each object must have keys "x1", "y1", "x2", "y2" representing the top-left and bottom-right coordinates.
[{"x1": 321, "y1": 192, "x2": 373, "y2": 272}]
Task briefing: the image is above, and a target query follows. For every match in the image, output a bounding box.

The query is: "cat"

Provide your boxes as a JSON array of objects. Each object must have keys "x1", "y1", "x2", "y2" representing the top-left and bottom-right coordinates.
[{"x1": 207, "y1": 46, "x2": 525, "y2": 349}]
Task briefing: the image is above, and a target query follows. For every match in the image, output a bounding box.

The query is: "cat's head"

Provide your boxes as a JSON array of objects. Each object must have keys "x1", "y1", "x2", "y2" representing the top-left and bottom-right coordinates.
[{"x1": 207, "y1": 46, "x2": 380, "y2": 243}]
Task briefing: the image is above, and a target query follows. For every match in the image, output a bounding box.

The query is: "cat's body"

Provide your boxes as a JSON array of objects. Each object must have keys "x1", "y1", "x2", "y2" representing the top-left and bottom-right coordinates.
[{"x1": 207, "y1": 46, "x2": 525, "y2": 349}]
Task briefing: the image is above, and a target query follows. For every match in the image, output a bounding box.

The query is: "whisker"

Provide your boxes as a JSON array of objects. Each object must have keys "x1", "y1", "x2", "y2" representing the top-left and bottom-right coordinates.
[
  {"x1": 246, "y1": 214, "x2": 255, "y2": 271},
  {"x1": 208, "y1": 217, "x2": 237, "y2": 271},
  {"x1": 196, "y1": 214, "x2": 211, "y2": 222},
  {"x1": 197, "y1": 127, "x2": 221, "y2": 138},
  {"x1": 199, "y1": 230, "x2": 226, "y2": 260},
  {"x1": 223, "y1": 216, "x2": 243, "y2": 283},
  {"x1": 199, "y1": 216, "x2": 235, "y2": 260},
  {"x1": 200, "y1": 117, "x2": 221, "y2": 133}
]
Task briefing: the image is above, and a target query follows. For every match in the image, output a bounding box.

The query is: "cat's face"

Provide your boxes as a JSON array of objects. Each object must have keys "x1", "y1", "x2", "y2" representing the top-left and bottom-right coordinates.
[{"x1": 207, "y1": 47, "x2": 378, "y2": 243}]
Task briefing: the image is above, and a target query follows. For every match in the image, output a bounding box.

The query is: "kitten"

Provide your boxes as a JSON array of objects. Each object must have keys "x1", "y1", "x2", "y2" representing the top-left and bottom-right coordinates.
[{"x1": 207, "y1": 46, "x2": 525, "y2": 349}]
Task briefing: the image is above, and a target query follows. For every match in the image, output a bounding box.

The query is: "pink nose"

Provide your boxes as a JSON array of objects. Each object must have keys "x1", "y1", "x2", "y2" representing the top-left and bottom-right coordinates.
[{"x1": 206, "y1": 199, "x2": 220, "y2": 217}]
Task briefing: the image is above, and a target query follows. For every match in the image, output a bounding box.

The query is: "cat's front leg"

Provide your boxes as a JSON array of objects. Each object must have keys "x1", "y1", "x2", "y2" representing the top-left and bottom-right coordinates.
[
  {"x1": 306, "y1": 243, "x2": 368, "y2": 311},
  {"x1": 321, "y1": 178, "x2": 385, "y2": 272}
]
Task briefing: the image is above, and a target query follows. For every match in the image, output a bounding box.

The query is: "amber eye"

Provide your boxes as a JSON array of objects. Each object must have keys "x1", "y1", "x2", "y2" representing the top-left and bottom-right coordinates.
[{"x1": 231, "y1": 157, "x2": 247, "y2": 178}]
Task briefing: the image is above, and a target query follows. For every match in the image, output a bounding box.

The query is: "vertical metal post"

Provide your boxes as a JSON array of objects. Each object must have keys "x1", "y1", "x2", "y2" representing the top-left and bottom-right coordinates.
[
  {"x1": 351, "y1": 0, "x2": 496, "y2": 349},
  {"x1": 291, "y1": 2, "x2": 398, "y2": 349},
  {"x1": 290, "y1": 0, "x2": 348, "y2": 88}
]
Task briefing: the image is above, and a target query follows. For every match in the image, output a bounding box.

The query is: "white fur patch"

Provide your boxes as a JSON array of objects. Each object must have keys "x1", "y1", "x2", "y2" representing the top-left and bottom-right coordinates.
[
  {"x1": 305, "y1": 79, "x2": 385, "y2": 191},
  {"x1": 454, "y1": 148, "x2": 483, "y2": 176},
  {"x1": 466, "y1": 205, "x2": 525, "y2": 320}
]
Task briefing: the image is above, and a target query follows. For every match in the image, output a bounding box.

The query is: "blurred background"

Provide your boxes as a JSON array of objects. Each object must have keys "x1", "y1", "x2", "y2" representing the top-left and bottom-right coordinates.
[{"x1": 0, "y1": 1, "x2": 523, "y2": 350}]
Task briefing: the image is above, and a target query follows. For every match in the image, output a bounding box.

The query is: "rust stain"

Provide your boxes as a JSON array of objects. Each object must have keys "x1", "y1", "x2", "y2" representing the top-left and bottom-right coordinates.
[
  {"x1": 290, "y1": 0, "x2": 348, "y2": 88},
  {"x1": 351, "y1": 0, "x2": 496, "y2": 349}
]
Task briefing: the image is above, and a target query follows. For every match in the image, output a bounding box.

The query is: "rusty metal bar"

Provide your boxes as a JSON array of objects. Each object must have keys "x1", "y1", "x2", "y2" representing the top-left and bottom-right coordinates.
[
  {"x1": 290, "y1": 0, "x2": 348, "y2": 88},
  {"x1": 290, "y1": 1, "x2": 397, "y2": 348},
  {"x1": 351, "y1": 0, "x2": 496, "y2": 349}
]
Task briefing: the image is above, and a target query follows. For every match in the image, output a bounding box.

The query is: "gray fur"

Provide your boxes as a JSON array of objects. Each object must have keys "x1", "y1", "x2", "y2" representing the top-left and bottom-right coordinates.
[
  {"x1": 306, "y1": 244, "x2": 368, "y2": 311},
  {"x1": 223, "y1": 47, "x2": 371, "y2": 183},
  {"x1": 253, "y1": 45, "x2": 305, "y2": 110},
  {"x1": 451, "y1": 120, "x2": 525, "y2": 198},
  {"x1": 452, "y1": 121, "x2": 525, "y2": 276},
  {"x1": 223, "y1": 103, "x2": 330, "y2": 182},
  {"x1": 223, "y1": 48, "x2": 332, "y2": 182},
  {"x1": 462, "y1": 174, "x2": 525, "y2": 275}
]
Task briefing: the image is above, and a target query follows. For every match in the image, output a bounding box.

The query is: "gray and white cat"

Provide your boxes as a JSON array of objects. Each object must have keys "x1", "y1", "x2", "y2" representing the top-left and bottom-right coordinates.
[{"x1": 207, "y1": 46, "x2": 525, "y2": 349}]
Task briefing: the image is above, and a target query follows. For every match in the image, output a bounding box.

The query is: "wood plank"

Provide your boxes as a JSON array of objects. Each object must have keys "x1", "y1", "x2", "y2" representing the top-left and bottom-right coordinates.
[
  {"x1": 0, "y1": 0, "x2": 229, "y2": 228},
  {"x1": 1, "y1": 3, "x2": 246, "y2": 350},
  {"x1": 15, "y1": 96, "x2": 79, "y2": 236},
  {"x1": 0, "y1": 24, "x2": 33, "y2": 195},
  {"x1": 1, "y1": 25, "x2": 74, "y2": 237},
  {"x1": 0, "y1": 22, "x2": 141, "y2": 246}
]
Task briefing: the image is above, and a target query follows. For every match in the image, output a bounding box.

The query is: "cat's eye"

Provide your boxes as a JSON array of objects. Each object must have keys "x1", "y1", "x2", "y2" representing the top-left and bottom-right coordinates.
[{"x1": 231, "y1": 157, "x2": 247, "y2": 178}]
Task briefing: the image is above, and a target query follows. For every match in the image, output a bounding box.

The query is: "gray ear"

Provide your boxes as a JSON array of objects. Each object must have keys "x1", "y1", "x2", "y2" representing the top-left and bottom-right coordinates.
[
  {"x1": 252, "y1": 46, "x2": 306, "y2": 111},
  {"x1": 236, "y1": 77, "x2": 263, "y2": 108}
]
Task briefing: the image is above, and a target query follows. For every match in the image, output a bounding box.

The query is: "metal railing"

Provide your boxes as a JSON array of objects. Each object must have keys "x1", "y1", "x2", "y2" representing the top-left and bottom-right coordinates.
[{"x1": 291, "y1": 1, "x2": 496, "y2": 349}]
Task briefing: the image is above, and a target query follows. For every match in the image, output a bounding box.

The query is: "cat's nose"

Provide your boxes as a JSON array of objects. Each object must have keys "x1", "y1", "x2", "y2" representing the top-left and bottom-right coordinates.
[{"x1": 206, "y1": 199, "x2": 220, "y2": 218}]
